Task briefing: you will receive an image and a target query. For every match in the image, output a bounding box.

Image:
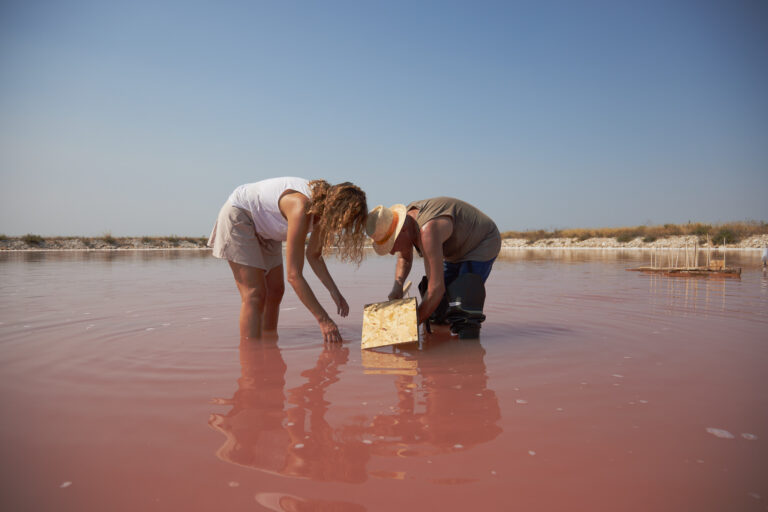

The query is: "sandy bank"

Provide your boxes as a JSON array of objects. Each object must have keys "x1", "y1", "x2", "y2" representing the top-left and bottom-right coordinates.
[{"x1": 1, "y1": 233, "x2": 767, "y2": 251}]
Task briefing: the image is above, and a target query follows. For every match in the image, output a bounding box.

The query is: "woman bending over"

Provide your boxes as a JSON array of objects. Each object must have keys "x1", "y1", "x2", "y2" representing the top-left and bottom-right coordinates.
[{"x1": 208, "y1": 177, "x2": 367, "y2": 342}]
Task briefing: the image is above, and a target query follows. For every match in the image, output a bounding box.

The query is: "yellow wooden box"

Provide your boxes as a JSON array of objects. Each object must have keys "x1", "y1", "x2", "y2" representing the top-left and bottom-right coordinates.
[{"x1": 361, "y1": 297, "x2": 419, "y2": 349}]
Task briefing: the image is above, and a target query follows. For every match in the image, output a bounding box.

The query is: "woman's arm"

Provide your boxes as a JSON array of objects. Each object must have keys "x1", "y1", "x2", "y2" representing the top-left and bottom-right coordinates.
[
  {"x1": 281, "y1": 193, "x2": 342, "y2": 343},
  {"x1": 306, "y1": 228, "x2": 349, "y2": 317}
]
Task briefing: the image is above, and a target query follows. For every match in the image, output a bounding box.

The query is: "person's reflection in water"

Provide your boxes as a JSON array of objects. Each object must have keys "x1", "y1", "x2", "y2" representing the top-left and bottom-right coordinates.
[
  {"x1": 354, "y1": 330, "x2": 502, "y2": 457},
  {"x1": 209, "y1": 339, "x2": 369, "y2": 484},
  {"x1": 210, "y1": 331, "x2": 501, "y2": 490},
  {"x1": 209, "y1": 339, "x2": 290, "y2": 475},
  {"x1": 283, "y1": 343, "x2": 369, "y2": 482}
]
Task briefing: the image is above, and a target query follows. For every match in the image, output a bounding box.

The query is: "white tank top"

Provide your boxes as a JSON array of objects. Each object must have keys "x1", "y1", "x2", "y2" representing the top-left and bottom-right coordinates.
[{"x1": 227, "y1": 177, "x2": 312, "y2": 241}]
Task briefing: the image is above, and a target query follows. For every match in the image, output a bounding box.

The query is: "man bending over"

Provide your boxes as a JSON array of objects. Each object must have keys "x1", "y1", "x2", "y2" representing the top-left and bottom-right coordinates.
[{"x1": 366, "y1": 197, "x2": 501, "y2": 337}]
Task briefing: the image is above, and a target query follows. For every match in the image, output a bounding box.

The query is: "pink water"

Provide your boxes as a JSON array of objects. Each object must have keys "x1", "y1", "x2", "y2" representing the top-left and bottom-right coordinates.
[{"x1": 1, "y1": 249, "x2": 766, "y2": 511}]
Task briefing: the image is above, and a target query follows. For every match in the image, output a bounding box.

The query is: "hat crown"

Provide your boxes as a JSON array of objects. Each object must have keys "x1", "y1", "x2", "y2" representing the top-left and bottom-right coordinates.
[
  {"x1": 366, "y1": 204, "x2": 407, "y2": 256},
  {"x1": 367, "y1": 205, "x2": 395, "y2": 242}
]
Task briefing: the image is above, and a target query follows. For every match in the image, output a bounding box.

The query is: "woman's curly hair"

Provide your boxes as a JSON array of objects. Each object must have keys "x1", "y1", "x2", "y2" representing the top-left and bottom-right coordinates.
[{"x1": 306, "y1": 180, "x2": 368, "y2": 264}]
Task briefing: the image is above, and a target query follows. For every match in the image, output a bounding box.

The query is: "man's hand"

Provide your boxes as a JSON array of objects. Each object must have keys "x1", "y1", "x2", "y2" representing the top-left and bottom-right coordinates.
[{"x1": 388, "y1": 281, "x2": 404, "y2": 300}]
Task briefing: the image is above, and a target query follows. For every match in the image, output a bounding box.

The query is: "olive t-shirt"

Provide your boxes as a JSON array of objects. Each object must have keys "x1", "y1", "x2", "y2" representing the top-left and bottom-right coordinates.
[{"x1": 407, "y1": 197, "x2": 501, "y2": 263}]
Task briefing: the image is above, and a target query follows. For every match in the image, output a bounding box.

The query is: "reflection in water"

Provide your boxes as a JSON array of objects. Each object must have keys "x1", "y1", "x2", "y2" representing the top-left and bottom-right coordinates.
[
  {"x1": 0, "y1": 249, "x2": 212, "y2": 265},
  {"x1": 356, "y1": 331, "x2": 501, "y2": 458},
  {"x1": 210, "y1": 341, "x2": 369, "y2": 482},
  {"x1": 762, "y1": 268, "x2": 768, "y2": 295},
  {"x1": 647, "y1": 273, "x2": 730, "y2": 316},
  {"x1": 496, "y1": 247, "x2": 763, "y2": 268},
  {"x1": 497, "y1": 247, "x2": 636, "y2": 264},
  {"x1": 254, "y1": 492, "x2": 366, "y2": 512},
  {"x1": 210, "y1": 334, "x2": 501, "y2": 484}
]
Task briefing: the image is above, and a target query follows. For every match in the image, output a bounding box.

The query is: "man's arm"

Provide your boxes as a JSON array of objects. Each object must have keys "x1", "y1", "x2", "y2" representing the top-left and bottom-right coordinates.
[
  {"x1": 388, "y1": 243, "x2": 413, "y2": 300},
  {"x1": 417, "y1": 217, "x2": 453, "y2": 324}
]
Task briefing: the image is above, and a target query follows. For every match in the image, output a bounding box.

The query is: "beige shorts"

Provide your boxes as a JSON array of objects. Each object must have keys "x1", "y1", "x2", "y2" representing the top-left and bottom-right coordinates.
[{"x1": 207, "y1": 202, "x2": 283, "y2": 270}]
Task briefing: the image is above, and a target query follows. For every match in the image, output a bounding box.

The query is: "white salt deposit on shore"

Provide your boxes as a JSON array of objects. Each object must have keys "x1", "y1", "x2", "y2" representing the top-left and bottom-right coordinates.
[{"x1": 501, "y1": 234, "x2": 768, "y2": 249}]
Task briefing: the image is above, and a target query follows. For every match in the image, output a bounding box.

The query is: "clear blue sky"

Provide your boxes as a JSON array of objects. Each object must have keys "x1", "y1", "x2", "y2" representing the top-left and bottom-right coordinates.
[{"x1": 1, "y1": 0, "x2": 766, "y2": 236}]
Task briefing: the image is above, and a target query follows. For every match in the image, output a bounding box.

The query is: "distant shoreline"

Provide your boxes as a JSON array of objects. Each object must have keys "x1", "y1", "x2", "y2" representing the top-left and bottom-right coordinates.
[
  {"x1": 0, "y1": 236, "x2": 209, "y2": 251},
  {"x1": 1, "y1": 247, "x2": 762, "y2": 254},
  {"x1": 1, "y1": 234, "x2": 765, "y2": 252},
  {"x1": 3, "y1": 220, "x2": 767, "y2": 252},
  {"x1": 500, "y1": 234, "x2": 767, "y2": 250}
]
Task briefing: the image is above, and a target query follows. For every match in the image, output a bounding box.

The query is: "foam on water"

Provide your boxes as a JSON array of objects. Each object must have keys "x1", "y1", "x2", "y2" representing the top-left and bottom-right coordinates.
[{"x1": 705, "y1": 428, "x2": 735, "y2": 439}]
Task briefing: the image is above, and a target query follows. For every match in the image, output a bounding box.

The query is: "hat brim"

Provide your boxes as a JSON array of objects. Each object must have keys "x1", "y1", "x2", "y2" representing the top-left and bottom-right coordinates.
[{"x1": 372, "y1": 204, "x2": 408, "y2": 256}]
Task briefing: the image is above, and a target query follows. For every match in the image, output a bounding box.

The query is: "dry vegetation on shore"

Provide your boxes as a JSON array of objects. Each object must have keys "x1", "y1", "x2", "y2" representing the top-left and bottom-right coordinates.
[
  {"x1": 2, "y1": 221, "x2": 767, "y2": 251},
  {"x1": 501, "y1": 221, "x2": 768, "y2": 245},
  {"x1": 0, "y1": 234, "x2": 209, "y2": 251}
]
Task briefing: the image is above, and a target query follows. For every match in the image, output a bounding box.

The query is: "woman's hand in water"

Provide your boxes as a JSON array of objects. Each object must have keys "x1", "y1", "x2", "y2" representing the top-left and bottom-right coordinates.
[
  {"x1": 331, "y1": 291, "x2": 349, "y2": 317},
  {"x1": 319, "y1": 317, "x2": 342, "y2": 343}
]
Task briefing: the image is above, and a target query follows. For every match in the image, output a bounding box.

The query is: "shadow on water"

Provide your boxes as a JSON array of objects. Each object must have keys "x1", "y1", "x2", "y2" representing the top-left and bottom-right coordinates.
[{"x1": 209, "y1": 332, "x2": 501, "y2": 489}]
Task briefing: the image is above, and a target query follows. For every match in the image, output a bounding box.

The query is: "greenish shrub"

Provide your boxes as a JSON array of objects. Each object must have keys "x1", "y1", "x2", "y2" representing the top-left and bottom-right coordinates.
[
  {"x1": 691, "y1": 224, "x2": 712, "y2": 236},
  {"x1": 22, "y1": 234, "x2": 44, "y2": 245},
  {"x1": 616, "y1": 233, "x2": 635, "y2": 243},
  {"x1": 103, "y1": 232, "x2": 117, "y2": 245},
  {"x1": 713, "y1": 227, "x2": 737, "y2": 244},
  {"x1": 643, "y1": 235, "x2": 657, "y2": 243}
]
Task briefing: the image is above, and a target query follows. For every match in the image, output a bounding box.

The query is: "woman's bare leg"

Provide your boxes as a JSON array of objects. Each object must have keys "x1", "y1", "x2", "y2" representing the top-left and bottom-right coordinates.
[
  {"x1": 228, "y1": 261, "x2": 266, "y2": 340},
  {"x1": 263, "y1": 264, "x2": 285, "y2": 333}
]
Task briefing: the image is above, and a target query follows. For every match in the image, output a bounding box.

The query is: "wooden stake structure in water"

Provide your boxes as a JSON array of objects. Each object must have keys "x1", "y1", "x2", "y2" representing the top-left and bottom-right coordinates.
[
  {"x1": 723, "y1": 238, "x2": 726, "y2": 268},
  {"x1": 629, "y1": 237, "x2": 740, "y2": 278}
]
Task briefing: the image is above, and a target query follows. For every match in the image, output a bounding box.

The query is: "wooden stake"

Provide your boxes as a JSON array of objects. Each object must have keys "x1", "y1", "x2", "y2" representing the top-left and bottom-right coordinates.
[
  {"x1": 695, "y1": 240, "x2": 699, "y2": 268},
  {"x1": 723, "y1": 238, "x2": 726, "y2": 268}
]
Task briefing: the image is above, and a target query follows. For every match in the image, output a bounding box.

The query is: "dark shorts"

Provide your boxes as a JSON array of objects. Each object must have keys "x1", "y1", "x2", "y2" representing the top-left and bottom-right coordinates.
[{"x1": 443, "y1": 258, "x2": 496, "y2": 287}]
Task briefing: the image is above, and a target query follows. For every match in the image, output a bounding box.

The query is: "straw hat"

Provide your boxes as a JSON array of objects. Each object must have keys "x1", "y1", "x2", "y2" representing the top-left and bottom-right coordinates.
[{"x1": 366, "y1": 204, "x2": 407, "y2": 255}]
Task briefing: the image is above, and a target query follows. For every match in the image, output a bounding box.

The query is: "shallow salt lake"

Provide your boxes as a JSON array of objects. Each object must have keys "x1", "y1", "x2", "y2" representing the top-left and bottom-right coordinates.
[{"x1": 1, "y1": 249, "x2": 766, "y2": 511}]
